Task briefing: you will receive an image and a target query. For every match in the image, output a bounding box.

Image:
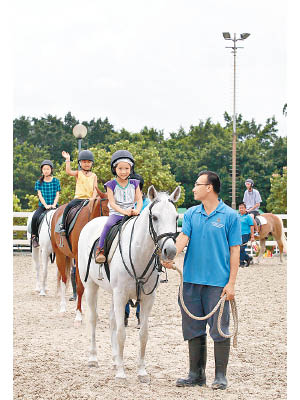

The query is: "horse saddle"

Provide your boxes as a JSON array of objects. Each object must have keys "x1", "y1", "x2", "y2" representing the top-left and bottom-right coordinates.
[
  {"x1": 255, "y1": 215, "x2": 267, "y2": 228},
  {"x1": 27, "y1": 210, "x2": 50, "y2": 236},
  {"x1": 93, "y1": 216, "x2": 134, "y2": 267},
  {"x1": 55, "y1": 200, "x2": 89, "y2": 237}
]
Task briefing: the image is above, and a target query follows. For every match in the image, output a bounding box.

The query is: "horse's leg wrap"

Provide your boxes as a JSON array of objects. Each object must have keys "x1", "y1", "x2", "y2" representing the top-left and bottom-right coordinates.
[
  {"x1": 176, "y1": 335, "x2": 207, "y2": 387},
  {"x1": 212, "y1": 338, "x2": 230, "y2": 390}
]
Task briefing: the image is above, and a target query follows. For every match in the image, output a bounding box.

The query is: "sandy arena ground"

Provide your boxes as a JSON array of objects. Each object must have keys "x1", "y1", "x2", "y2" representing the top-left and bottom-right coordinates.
[{"x1": 13, "y1": 252, "x2": 286, "y2": 400}]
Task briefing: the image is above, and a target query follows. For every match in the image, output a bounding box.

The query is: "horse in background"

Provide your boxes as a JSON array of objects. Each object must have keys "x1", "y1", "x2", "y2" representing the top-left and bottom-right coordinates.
[
  {"x1": 255, "y1": 213, "x2": 287, "y2": 264},
  {"x1": 51, "y1": 189, "x2": 109, "y2": 322},
  {"x1": 78, "y1": 186, "x2": 181, "y2": 381},
  {"x1": 27, "y1": 209, "x2": 57, "y2": 296}
]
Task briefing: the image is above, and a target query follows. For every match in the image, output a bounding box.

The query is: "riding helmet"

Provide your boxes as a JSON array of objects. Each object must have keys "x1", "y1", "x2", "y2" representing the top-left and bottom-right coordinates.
[
  {"x1": 111, "y1": 150, "x2": 135, "y2": 175},
  {"x1": 245, "y1": 178, "x2": 254, "y2": 187},
  {"x1": 40, "y1": 160, "x2": 54, "y2": 170},
  {"x1": 78, "y1": 150, "x2": 94, "y2": 163}
]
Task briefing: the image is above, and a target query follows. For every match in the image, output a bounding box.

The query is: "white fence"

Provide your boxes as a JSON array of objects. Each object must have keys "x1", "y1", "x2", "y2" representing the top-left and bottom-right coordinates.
[
  {"x1": 13, "y1": 212, "x2": 31, "y2": 249},
  {"x1": 13, "y1": 212, "x2": 287, "y2": 254}
]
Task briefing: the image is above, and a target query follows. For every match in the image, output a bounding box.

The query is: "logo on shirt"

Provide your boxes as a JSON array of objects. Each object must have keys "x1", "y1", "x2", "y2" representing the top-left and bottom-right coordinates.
[{"x1": 211, "y1": 219, "x2": 224, "y2": 229}]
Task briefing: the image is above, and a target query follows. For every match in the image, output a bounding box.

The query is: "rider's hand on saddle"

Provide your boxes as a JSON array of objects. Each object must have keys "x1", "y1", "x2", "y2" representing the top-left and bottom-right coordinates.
[
  {"x1": 123, "y1": 209, "x2": 132, "y2": 216},
  {"x1": 250, "y1": 235, "x2": 255, "y2": 241},
  {"x1": 45, "y1": 204, "x2": 52, "y2": 210},
  {"x1": 131, "y1": 209, "x2": 140, "y2": 216},
  {"x1": 62, "y1": 151, "x2": 70, "y2": 160}
]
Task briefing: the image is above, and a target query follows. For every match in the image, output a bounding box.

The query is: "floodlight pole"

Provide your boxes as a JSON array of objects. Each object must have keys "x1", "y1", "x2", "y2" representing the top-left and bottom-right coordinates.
[{"x1": 223, "y1": 32, "x2": 250, "y2": 209}]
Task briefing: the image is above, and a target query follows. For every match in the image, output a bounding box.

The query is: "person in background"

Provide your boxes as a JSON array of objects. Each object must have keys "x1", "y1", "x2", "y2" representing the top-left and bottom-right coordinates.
[
  {"x1": 124, "y1": 172, "x2": 150, "y2": 328},
  {"x1": 243, "y1": 178, "x2": 262, "y2": 233},
  {"x1": 238, "y1": 202, "x2": 254, "y2": 267}
]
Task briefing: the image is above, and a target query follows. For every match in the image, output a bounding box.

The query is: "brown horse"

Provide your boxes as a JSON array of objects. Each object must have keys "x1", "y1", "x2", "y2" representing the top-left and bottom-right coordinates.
[
  {"x1": 51, "y1": 188, "x2": 109, "y2": 322},
  {"x1": 255, "y1": 213, "x2": 287, "y2": 264}
]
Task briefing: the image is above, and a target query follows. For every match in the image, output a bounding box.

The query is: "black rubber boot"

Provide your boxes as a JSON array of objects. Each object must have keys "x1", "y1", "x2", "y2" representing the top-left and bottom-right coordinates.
[
  {"x1": 69, "y1": 267, "x2": 77, "y2": 301},
  {"x1": 176, "y1": 335, "x2": 207, "y2": 387},
  {"x1": 212, "y1": 338, "x2": 230, "y2": 390}
]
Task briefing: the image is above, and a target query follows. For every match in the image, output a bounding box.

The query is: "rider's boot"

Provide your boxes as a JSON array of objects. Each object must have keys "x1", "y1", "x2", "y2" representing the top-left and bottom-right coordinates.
[
  {"x1": 95, "y1": 247, "x2": 106, "y2": 264},
  {"x1": 212, "y1": 338, "x2": 230, "y2": 390},
  {"x1": 31, "y1": 235, "x2": 39, "y2": 248},
  {"x1": 176, "y1": 335, "x2": 207, "y2": 387}
]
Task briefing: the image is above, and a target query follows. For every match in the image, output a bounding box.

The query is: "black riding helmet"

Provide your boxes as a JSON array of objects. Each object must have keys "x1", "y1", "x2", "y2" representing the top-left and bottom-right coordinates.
[
  {"x1": 111, "y1": 150, "x2": 135, "y2": 175},
  {"x1": 78, "y1": 150, "x2": 94, "y2": 164},
  {"x1": 40, "y1": 160, "x2": 54, "y2": 170},
  {"x1": 130, "y1": 172, "x2": 144, "y2": 190}
]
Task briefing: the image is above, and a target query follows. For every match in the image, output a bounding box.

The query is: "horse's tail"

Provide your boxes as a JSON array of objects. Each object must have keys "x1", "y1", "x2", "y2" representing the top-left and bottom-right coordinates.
[{"x1": 277, "y1": 215, "x2": 287, "y2": 253}]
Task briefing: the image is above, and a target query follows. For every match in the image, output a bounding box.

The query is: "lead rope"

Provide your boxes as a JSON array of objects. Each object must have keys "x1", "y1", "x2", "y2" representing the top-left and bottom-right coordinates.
[{"x1": 172, "y1": 264, "x2": 238, "y2": 348}]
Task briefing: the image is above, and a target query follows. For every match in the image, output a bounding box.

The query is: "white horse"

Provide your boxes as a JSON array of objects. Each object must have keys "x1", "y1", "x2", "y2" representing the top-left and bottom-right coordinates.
[
  {"x1": 78, "y1": 185, "x2": 180, "y2": 381},
  {"x1": 27, "y1": 209, "x2": 56, "y2": 296}
]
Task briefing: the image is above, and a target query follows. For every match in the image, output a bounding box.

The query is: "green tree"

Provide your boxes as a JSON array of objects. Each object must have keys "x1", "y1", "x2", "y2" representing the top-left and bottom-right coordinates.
[
  {"x1": 13, "y1": 140, "x2": 50, "y2": 208},
  {"x1": 266, "y1": 167, "x2": 287, "y2": 213},
  {"x1": 55, "y1": 140, "x2": 185, "y2": 206}
]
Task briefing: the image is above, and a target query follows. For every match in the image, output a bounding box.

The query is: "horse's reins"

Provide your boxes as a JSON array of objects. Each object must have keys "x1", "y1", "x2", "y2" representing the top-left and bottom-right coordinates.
[
  {"x1": 172, "y1": 264, "x2": 238, "y2": 348},
  {"x1": 118, "y1": 199, "x2": 177, "y2": 308}
]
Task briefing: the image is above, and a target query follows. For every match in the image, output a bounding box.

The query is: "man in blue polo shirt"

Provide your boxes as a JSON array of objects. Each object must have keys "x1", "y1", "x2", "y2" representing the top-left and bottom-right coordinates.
[
  {"x1": 162, "y1": 170, "x2": 241, "y2": 390},
  {"x1": 238, "y1": 202, "x2": 254, "y2": 267}
]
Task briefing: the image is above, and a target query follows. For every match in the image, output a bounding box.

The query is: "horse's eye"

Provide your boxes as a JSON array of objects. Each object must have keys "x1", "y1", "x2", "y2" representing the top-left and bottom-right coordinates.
[{"x1": 153, "y1": 215, "x2": 158, "y2": 222}]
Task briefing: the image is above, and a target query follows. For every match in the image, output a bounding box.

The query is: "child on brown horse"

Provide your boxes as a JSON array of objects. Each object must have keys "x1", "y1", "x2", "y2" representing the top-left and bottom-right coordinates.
[{"x1": 59, "y1": 149, "x2": 98, "y2": 235}]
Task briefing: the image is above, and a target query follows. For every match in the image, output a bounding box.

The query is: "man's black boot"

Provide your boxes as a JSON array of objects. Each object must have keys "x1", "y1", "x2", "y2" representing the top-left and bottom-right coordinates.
[
  {"x1": 176, "y1": 335, "x2": 207, "y2": 387},
  {"x1": 212, "y1": 338, "x2": 230, "y2": 390}
]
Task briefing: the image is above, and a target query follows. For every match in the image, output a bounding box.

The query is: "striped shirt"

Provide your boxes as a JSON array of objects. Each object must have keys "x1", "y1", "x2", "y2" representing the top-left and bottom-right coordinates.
[{"x1": 35, "y1": 177, "x2": 61, "y2": 206}]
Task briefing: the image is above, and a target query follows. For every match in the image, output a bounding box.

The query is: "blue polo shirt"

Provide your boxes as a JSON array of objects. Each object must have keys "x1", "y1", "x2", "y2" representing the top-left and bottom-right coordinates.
[
  {"x1": 182, "y1": 200, "x2": 242, "y2": 287},
  {"x1": 239, "y1": 213, "x2": 253, "y2": 235}
]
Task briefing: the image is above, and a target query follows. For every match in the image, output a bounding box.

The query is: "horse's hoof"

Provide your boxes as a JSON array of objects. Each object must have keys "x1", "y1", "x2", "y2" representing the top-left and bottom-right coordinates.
[
  {"x1": 138, "y1": 374, "x2": 150, "y2": 384},
  {"x1": 88, "y1": 361, "x2": 98, "y2": 368},
  {"x1": 39, "y1": 291, "x2": 46, "y2": 296}
]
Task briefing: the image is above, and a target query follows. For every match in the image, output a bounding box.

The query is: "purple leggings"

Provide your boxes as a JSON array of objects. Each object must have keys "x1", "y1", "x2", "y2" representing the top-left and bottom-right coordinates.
[{"x1": 98, "y1": 214, "x2": 123, "y2": 249}]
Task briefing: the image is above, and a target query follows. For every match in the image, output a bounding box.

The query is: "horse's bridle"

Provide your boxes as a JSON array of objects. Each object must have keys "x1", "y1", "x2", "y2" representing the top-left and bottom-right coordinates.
[{"x1": 118, "y1": 199, "x2": 177, "y2": 307}]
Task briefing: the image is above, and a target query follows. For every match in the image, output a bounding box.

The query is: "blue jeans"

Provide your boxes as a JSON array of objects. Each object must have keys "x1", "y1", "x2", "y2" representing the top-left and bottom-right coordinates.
[{"x1": 240, "y1": 233, "x2": 251, "y2": 263}]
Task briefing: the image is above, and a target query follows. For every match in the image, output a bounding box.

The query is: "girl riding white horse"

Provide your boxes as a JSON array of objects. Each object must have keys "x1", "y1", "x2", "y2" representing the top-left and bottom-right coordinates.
[{"x1": 78, "y1": 185, "x2": 181, "y2": 381}]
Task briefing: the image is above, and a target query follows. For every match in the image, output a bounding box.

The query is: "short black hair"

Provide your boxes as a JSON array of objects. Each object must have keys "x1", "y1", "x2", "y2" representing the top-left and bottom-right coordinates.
[
  {"x1": 238, "y1": 202, "x2": 246, "y2": 208},
  {"x1": 198, "y1": 170, "x2": 221, "y2": 194}
]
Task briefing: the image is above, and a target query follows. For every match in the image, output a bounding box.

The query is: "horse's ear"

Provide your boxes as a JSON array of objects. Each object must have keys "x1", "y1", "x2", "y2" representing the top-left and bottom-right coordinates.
[
  {"x1": 95, "y1": 186, "x2": 108, "y2": 199},
  {"x1": 169, "y1": 186, "x2": 181, "y2": 203},
  {"x1": 147, "y1": 185, "x2": 158, "y2": 202}
]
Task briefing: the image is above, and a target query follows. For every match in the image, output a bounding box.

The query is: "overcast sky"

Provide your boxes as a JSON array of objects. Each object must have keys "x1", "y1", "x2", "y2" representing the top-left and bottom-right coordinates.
[{"x1": 13, "y1": 0, "x2": 287, "y2": 136}]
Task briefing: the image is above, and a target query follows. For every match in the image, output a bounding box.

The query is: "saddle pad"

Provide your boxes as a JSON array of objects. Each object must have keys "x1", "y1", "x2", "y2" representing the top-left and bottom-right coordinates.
[
  {"x1": 256, "y1": 215, "x2": 267, "y2": 225},
  {"x1": 106, "y1": 217, "x2": 134, "y2": 264}
]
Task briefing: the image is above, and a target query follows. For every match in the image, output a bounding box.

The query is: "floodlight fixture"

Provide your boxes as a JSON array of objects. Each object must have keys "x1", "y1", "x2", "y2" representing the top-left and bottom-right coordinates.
[
  {"x1": 240, "y1": 33, "x2": 250, "y2": 40},
  {"x1": 222, "y1": 32, "x2": 231, "y2": 39}
]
